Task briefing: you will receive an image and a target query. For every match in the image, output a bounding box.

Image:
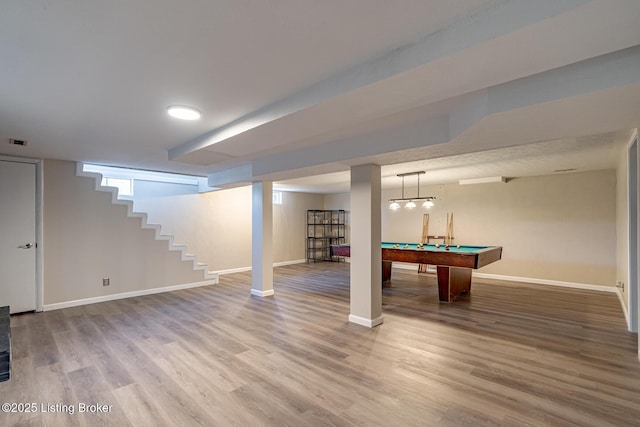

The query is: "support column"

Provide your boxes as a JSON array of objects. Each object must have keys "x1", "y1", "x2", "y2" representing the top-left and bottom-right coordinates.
[
  {"x1": 349, "y1": 164, "x2": 383, "y2": 328},
  {"x1": 251, "y1": 181, "x2": 274, "y2": 297}
]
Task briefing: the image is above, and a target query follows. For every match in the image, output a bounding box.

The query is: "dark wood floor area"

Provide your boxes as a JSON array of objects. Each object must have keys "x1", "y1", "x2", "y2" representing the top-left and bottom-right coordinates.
[{"x1": 1, "y1": 263, "x2": 639, "y2": 426}]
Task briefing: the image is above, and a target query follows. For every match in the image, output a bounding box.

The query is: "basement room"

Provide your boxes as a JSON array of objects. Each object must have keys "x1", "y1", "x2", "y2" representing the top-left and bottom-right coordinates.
[{"x1": 1, "y1": 1, "x2": 640, "y2": 426}]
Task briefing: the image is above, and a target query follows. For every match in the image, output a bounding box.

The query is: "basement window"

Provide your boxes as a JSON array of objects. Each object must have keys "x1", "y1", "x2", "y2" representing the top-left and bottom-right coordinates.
[
  {"x1": 101, "y1": 177, "x2": 133, "y2": 197},
  {"x1": 273, "y1": 191, "x2": 283, "y2": 205}
]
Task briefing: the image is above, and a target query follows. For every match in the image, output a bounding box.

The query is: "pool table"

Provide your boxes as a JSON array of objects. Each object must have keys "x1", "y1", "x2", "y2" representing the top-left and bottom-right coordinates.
[{"x1": 330, "y1": 242, "x2": 502, "y2": 302}]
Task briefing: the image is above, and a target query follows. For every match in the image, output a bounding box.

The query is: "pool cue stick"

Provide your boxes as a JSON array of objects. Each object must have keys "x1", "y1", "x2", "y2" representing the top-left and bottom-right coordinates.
[
  {"x1": 445, "y1": 213, "x2": 449, "y2": 245},
  {"x1": 451, "y1": 213, "x2": 454, "y2": 244},
  {"x1": 421, "y1": 214, "x2": 429, "y2": 244},
  {"x1": 418, "y1": 214, "x2": 429, "y2": 273}
]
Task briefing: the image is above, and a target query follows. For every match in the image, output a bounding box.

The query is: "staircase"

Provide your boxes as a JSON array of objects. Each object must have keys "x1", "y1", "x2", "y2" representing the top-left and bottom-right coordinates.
[{"x1": 76, "y1": 163, "x2": 218, "y2": 283}]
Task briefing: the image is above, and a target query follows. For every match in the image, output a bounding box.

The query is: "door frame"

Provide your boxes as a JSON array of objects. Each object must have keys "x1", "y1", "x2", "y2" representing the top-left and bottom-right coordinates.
[
  {"x1": 627, "y1": 133, "x2": 639, "y2": 333},
  {"x1": 0, "y1": 155, "x2": 43, "y2": 312}
]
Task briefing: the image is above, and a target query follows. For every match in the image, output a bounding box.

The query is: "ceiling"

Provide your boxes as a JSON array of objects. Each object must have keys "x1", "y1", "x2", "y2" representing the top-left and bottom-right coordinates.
[{"x1": 1, "y1": 1, "x2": 639, "y2": 194}]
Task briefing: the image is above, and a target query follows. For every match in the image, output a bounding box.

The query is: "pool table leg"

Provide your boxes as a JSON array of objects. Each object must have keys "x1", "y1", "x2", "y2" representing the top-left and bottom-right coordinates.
[
  {"x1": 382, "y1": 260, "x2": 392, "y2": 283},
  {"x1": 437, "y1": 266, "x2": 472, "y2": 302}
]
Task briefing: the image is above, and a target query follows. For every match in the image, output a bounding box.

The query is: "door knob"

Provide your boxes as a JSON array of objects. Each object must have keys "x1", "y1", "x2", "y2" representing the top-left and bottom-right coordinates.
[{"x1": 18, "y1": 243, "x2": 35, "y2": 249}]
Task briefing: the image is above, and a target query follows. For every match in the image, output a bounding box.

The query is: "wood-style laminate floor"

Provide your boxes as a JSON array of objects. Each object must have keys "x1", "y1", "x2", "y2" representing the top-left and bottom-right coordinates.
[{"x1": 1, "y1": 263, "x2": 639, "y2": 426}]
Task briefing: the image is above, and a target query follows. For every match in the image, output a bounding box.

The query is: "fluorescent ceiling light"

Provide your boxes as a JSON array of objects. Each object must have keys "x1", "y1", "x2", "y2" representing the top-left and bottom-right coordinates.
[
  {"x1": 167, "y1": 105, "x2": 201, "y2": 120},
  {"x1": 459, "y1": 176, "x2": 507, "y2": 185}
]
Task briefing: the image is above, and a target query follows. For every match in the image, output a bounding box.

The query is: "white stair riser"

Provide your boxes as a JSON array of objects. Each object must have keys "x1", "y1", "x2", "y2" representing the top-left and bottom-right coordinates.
[{"x1": 75, "y1": 163, "x2": 217, "y2": 284}]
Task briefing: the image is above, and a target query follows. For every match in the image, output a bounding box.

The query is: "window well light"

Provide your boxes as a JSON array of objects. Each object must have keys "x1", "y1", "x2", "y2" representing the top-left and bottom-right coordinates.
[{"x1": 167, "y1": 105, "x2": 201, "y2": 120}]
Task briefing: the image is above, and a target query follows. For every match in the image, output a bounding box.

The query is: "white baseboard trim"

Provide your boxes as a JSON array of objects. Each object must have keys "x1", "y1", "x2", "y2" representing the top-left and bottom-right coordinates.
[
  {"x1": 251, "y1": 289, "x2": 275, "y2": 297},
  {"x1": 217, "y1": 266, "x2": 252, "y2": 275},
  {"x1": 392, "y1": 262, "x2": 419, "y2": 271},
  {"x1": 217, "y1": 259, "x2": 307, "y2": 276},
  {"x1": 43, "y1": 279, "x2": 218, "y2": 311},
  {"x1": 274, "y1": 259, "x2": 307, "y2": 267},
  {"x1": 348, "y1": 314, "x2": 384, "y2": 328},
  {"x1": 472, "y1": 272, "x2": 617, "y2": 293},
  {"x1": 390, "y1": 264, "x2": 630, "y2": 327},
  {"x1": 615, "y1": 288, "x2": 632, "y2": 331},
  {"x1": 392, "y1": 262, "x2": 438, "y2": 273},
  {"x1": 393, "y1": 264, "x2": 616, "y2": 292}
]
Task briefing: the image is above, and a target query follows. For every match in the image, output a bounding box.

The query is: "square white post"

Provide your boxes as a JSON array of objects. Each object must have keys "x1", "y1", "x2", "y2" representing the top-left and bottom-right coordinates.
[
  {"x1": 251, "y1": 181, "x2": 274, "y2": 297},
  {"x1": 349, "y1": 164, "x2": 383, "y2": 327}
]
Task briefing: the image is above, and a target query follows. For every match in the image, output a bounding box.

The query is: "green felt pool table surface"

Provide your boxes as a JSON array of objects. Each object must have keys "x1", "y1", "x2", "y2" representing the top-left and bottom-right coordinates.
[
  {"x1": 330, "y1": 242, "x2": 503, "y2": 302},
  {"x1": 331, "y1": 242, "x2": 501, "y2": 269},
  {"x1": 381, "y1": 242, "x2": 490, "y2": 253}
]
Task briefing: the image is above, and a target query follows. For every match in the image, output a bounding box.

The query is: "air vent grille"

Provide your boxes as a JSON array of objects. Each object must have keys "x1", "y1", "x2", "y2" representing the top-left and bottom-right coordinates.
[{"x1": 9, "y1": 138, "x2": 28, "y2": 146}]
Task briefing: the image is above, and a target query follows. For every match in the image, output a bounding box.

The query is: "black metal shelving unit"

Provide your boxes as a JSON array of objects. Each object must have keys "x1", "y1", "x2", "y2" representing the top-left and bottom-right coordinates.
[{"x1": 306, "y1": 210, "x2": 345, "y2": 262}]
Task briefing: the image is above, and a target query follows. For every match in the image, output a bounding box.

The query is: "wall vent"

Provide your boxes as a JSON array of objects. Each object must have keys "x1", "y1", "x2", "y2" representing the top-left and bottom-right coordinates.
[{"x1": 9, "y1": 138, "x2": 28, "y2": 146}]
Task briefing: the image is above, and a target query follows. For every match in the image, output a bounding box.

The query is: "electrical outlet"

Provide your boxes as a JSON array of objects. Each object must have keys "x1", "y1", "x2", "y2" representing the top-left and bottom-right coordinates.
[{"x1": 103, "y1": 278, "x2": 110, "y2": 287}]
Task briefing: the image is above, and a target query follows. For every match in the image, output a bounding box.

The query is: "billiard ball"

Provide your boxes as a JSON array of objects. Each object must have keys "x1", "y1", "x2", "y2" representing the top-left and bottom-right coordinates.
[
  {"x1": 435, "y1": 243, "x2": 440, "y2": 248},
  {"x1": 456, "y1": 244, "x2": 461, "y2": 248}
]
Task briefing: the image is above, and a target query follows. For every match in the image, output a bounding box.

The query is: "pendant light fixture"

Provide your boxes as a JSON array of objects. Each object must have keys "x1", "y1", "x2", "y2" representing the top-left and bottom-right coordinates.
[{"x1": 388, "y1": 171, "x2": 436, "y2": 210}]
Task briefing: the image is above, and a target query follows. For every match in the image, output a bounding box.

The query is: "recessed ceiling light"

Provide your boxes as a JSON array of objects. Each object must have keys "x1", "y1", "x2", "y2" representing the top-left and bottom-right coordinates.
[{"x1": 167, "y1": 105, "x2": 201, "y2": 121}]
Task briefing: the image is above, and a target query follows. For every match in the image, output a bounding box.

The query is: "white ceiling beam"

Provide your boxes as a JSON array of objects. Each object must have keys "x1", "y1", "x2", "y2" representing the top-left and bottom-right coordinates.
[
  {"x1": 171, "y1": 0, "x2": 592, "y2": 162},
  {"x1": 210, "y1": 46, "x2": 640, "y2": 185},
  {"x1": 207, "y1": 164, "x2": 253, "y2": 189},
  {"x1": 251, "y1": 116, "x2": 450, "y2": 178},
  {"x1": 488, "y1": 45, "x2": 640, "y2": 115}
]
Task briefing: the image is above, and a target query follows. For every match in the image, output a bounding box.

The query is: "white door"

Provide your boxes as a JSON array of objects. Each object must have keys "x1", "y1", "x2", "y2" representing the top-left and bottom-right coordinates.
[{"x1": 0, "y1": 160, "x2": 37, "y2": 313}]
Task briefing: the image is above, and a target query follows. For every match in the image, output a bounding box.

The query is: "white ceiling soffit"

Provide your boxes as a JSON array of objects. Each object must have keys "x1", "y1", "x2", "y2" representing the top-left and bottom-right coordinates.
[
  {"x1": 169, "y1": 1, "x2": 624, "y2": 159},
  {"x1": 274, "y1": 129, "x2": 631, "y2": 194},
  {"x1": 209, "y1": 45, "x2": 640, "y2": 188},
  {"x1": 1, "y1": 1, "x2": 639, "y2": 187},
  {"x1": 171, "y1": 1, "x2": 640, "y2": 175}
]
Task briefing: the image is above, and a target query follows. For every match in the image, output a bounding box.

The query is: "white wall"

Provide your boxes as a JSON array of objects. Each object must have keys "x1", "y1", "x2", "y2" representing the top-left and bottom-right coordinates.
[
  {"x1": 305, "y1": 171, "x2": 618, "y2": 287},
  {"x1": 616, "y1": 144, "x2": 630, "y2": 311},
  {"x1": 324, "y1": 193, "x2": 351, "y2": 243},
  {"x1": 618, "y1": 130, "x2": 639, "y2": 333},
  {"x1": 133, "y1": 181, "x2": 324, "y2": 272},
  {"x1": 275, "y1": 190, "x2": 326, "y2": 263},
  {"x1": 381, "y1": 170, "x2": 617, "y2": 286},
  {"x1": 43, "y1": 160, "x2": 207, "y2": 305},
  {"x1": 66, "y1": 163, "x2": 618, "y2": 297}
]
